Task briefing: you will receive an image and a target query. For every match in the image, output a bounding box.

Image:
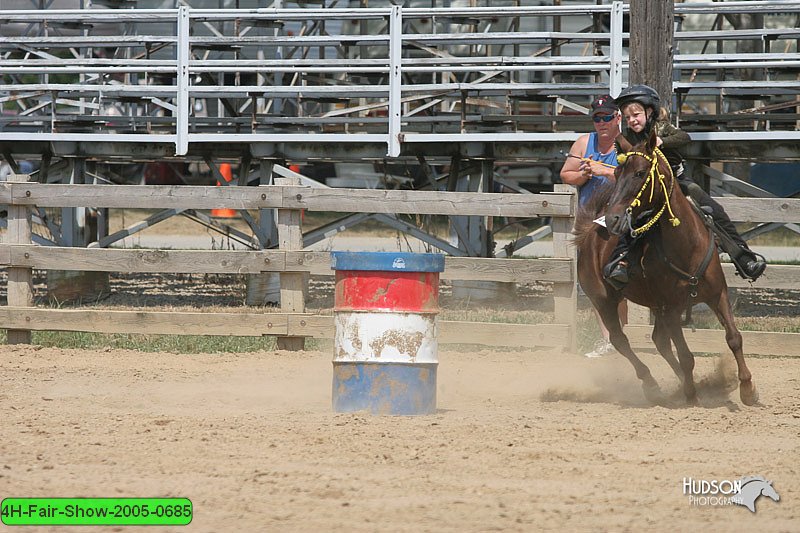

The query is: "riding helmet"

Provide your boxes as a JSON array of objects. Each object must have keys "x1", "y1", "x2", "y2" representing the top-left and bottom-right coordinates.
[{"x1": 616, "y1": 84, "x2": 661, "y2": 111}]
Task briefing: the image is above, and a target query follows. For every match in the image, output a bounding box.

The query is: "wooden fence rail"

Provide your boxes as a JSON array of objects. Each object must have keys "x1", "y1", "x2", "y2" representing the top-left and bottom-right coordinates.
[
  {"x1": 0, "y1": 182, "x2": 571, "y2": 217},
  {"x1": 2, "y1": 176, "x2": 800, "y2": 356}
]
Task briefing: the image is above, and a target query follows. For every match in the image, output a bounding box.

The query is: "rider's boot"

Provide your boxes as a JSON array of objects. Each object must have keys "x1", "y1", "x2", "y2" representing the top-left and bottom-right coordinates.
[
  {"x1": 603, "y1": 252, "x2": 630, "y2": 290},
  {"x1": 603, "y1": 234, "x2": 633, "y2": 290},
  {"x1": 714, "y1": 216, "x2": 767, "y2": 281}
]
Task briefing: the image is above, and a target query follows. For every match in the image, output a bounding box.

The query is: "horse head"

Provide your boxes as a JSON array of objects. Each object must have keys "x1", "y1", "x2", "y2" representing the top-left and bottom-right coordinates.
[
  {"x1": 759, "y1": 480, "x2": 780, "y2": 502},
  {"x1": 734, "y1": 476, "x2": 781, "y2": 512},
  {"x1": 605, "y1": 128, "x2": 679, "y2": 238}
]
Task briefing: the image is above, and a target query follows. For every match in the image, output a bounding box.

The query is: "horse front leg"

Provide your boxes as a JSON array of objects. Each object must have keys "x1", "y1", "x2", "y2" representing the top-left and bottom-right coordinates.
[
  {"x1": 712, "y1": 290, "x2": 758, "y2": 406},
  {"x1": 652, "y1": 312, "x2": 684, "y2": 383},
  {"x1": 661, "y1": 311, "x2": 698, "y2": 404},
  {"x1": 596, "y1": 301, "x2": 661, "y2": 402}
]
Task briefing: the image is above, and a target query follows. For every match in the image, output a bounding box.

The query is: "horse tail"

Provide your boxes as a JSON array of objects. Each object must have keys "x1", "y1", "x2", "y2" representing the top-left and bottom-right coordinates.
[{"x1": 572, "y1": 182, "x2": 614, "y2": 251}]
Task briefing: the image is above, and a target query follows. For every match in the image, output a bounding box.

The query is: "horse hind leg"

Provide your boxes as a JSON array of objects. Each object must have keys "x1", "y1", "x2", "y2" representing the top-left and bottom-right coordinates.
[
  {"x1": 652, "y1": 313, "x2": 684, "y2": 383},
  {"x1": 596, "y1": 303, "x2": 662, "y2": 403},
  {"x1": 712, "y1": 290, "x2": 758, "y2": 406}
]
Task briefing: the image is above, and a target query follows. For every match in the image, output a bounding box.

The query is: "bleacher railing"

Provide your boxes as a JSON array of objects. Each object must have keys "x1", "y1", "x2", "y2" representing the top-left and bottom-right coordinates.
[
  {"x1": 2, "y1": 2, "x2": 623, "y2": 156},
  {"x1": 2, "y1": 1, "x2": 800, "y2": 156}
]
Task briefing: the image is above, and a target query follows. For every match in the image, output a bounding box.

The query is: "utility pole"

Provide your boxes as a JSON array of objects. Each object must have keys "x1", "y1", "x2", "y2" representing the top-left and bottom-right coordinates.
[{"x1": 628, "y1": 0, "x2": 674, "y2": 103}]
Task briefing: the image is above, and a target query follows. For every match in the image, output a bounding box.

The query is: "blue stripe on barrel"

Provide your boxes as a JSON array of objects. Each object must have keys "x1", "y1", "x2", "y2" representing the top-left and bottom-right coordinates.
[
  {"x1": 331, "y1": 251, "x2": 443, "y2": 416},
  {"x1": 332, "y1": 362, "x2": 437, "y2": 415},
  {"x1": 331, "y1": 251, "x2": 445, "y2": 272}
]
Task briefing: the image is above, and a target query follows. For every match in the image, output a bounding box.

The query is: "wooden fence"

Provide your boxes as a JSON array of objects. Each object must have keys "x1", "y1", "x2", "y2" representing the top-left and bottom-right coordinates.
[
  {"x1": 0, "y1": 175, "x2": 577, "y2": 351},
  {"x1": 1, "y1": 175, "x2": 800, "y2": 356}
]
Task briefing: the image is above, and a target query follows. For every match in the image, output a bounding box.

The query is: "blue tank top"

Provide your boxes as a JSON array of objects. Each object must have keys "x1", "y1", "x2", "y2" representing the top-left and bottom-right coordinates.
[{"x1": 578, "y1": 132, "x2": 617, "y2": 207}]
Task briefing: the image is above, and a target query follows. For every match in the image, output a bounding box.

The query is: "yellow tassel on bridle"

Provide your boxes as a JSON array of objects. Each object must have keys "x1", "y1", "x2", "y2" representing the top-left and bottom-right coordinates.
[{"x1": 618, "y1": 147, "x2": 680, "y2": 236}]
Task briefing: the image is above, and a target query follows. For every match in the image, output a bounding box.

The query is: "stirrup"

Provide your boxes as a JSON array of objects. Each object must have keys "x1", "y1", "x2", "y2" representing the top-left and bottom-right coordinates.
[{"x1": 733, "y1": 251, "x2": 767, "y2": 281}]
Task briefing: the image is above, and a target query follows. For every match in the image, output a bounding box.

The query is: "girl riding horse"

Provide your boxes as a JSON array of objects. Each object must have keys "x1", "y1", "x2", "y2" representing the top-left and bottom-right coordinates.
[{"x1": 604, "y1": 85, "x2": 767, "y2": 289}]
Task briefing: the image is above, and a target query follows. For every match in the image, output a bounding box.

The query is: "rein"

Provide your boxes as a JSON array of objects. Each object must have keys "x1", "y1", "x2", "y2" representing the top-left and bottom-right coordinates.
[
  {"x1": 654, "y1": 225, "x2": 717, "y2": 298},
  {"x1": 616, "y1": 147, "x2": 680, "y2": 237}
]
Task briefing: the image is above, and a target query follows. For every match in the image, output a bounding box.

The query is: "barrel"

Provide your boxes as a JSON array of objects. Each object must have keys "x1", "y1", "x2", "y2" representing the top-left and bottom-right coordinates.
[{"x1": 331, "y1": 251, "x2": 445, "y2": 415}]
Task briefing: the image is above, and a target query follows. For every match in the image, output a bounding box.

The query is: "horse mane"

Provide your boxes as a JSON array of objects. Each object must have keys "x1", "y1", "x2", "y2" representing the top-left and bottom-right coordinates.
[
  {"x1": 572, "y1": 181, "x2": 615, "y2": 250},
  {"x1": 740, "y1": 476, "x2": 769, "y2": 487}
]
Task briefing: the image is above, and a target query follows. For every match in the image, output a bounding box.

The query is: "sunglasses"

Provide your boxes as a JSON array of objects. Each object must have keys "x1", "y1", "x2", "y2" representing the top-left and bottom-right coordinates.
[{"x1": 593, "y1": 114, "x2": 616, "y2": 123}]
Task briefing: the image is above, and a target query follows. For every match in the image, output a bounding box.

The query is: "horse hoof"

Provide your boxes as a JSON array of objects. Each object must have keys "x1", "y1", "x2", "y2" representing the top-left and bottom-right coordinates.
[
  {"x1": 740, "y1": 381, "x2": 759, "y2": 406},
  {"x1": 642, "y1": 377, "x2": 662, "y2": 404},
  {"x1": 684, "y1": 383, "x2": 698, "y2": 405}
]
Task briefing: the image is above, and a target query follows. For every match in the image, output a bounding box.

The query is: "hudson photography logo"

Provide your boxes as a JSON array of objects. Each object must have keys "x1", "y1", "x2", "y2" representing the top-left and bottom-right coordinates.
[{"x1": 683, "y1": 476, "x2": 780, "y2": 512}]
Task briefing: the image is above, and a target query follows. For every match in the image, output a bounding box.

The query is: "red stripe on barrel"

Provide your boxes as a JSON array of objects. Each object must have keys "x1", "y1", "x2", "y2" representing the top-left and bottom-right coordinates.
[{"x1": 334, "y1": 270, "x2": 440, "y2": 312}]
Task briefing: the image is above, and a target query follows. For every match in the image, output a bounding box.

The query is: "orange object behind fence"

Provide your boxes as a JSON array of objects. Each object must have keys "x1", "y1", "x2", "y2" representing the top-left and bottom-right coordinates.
[
  {"x1": 288, "y1": 164, "x2": 305, "y2": 222},
  {"x1": 211, "y1": 163, "x2": 237, "y2": 218}
]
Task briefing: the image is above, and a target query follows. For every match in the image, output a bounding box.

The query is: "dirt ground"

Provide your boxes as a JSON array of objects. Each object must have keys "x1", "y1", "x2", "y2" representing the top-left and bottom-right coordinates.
[{"x1": 2, "y1": 344, "x2": 797, "y2": 532}]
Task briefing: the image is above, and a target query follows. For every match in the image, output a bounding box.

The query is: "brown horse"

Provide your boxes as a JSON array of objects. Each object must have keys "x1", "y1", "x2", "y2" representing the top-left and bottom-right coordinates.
[{"x1": 573, "y1": 129, "x2": 758, "y2": 406}]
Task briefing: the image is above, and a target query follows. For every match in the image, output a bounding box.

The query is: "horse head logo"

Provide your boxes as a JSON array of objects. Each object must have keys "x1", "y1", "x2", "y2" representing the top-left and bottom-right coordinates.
[{"x1": 732, "y1": 476, "x2": 780, "y2": 513}]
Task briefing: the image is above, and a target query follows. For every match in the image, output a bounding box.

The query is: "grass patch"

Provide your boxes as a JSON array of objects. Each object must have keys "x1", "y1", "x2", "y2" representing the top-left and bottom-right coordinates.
[
  {"x1": 440, "y1": 308, "x2": 553, "y2": 324},
  {"x1": 437, "y1": 343, "x2": 534, "y2": 353},
  {"x1": 685, "y1": 315, "x2": 800, "y2": 333},
  {"x1": 1, "y1": 330, "x2": 327, "y2": 353}
]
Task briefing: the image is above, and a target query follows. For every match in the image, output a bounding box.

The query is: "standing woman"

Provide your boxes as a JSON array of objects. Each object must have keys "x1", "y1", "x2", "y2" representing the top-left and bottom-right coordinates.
[{"x1": 561, "y1": 95, "x2": 628, "y2": 358}]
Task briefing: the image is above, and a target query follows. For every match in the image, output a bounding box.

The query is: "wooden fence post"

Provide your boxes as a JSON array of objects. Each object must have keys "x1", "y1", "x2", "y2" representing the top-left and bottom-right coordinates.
[
  {"x1": 552, "y1": 184, "x2": 577, "y2": 354},
  {"x1": 6, "y1": 173, "x2": 33, "y2": 344},
  {"x1": 275, "y1": 176, "x2": 305, "y2": 350}
]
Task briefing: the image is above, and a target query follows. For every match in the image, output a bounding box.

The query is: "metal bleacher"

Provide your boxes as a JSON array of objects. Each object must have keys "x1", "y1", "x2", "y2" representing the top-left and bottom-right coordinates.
[
  {"x1": 1, "y1": 0, "x2": 799, "y2": 254},
  {"x1": 1, "y1": 1, "x2": 797, "y2": 163}
]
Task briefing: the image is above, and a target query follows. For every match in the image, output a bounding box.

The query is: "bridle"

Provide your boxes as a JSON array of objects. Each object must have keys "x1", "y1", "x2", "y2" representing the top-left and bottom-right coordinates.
[
  {"x1": 616, "y1": 146, "x2": 715, "y2": 299},
  {"x1": 616, "y1": 146, "x2": 680, "y2": 237}
]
